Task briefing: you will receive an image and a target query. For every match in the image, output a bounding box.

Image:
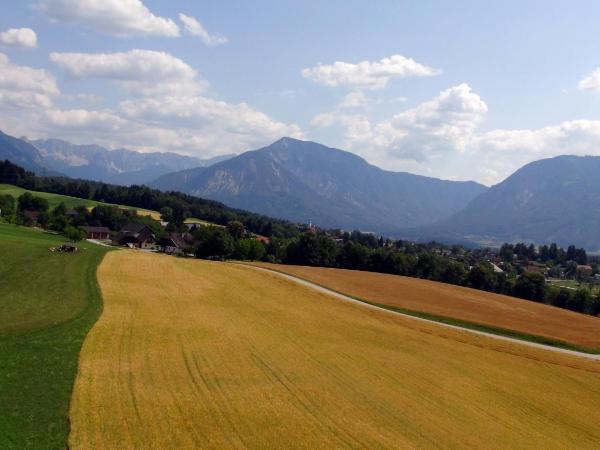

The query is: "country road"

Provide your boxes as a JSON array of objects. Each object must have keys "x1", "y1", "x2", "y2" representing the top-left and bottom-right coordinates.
[{"x1": 242, "y1": 264, "x2": 600, "y2": 362}]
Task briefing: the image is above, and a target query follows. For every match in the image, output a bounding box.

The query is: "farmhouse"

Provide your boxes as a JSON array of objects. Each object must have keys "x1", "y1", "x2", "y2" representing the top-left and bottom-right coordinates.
[
  {"x1": 524, "y1": 261, "x2": 546, "y2": 274},
  {"x1": 577, "y1": 264, "x2": 593, "y2": 278},
  {"x1": 159, "y1": 233, "x2": 188, "y2": 255},
  {"x1": 82, "y1": 226, "x2": 110, "y2": 240},
  {"x1": 113, "y1": 223, "x2": 157, "y2": 249}
]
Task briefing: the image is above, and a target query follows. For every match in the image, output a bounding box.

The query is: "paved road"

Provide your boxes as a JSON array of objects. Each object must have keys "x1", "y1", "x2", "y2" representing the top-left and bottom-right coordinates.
[{"x1": 243, "y1": 264, "x2": 600, "y2": 362}]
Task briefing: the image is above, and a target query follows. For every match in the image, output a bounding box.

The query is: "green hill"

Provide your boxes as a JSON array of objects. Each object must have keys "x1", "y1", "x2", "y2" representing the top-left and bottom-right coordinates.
[{"x1": 0, "y1": 224, "x2": 110, "y2": 449}]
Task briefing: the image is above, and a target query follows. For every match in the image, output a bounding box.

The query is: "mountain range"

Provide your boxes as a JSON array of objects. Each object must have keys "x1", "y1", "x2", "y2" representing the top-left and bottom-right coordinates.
[
  {"x1": 4, "y1": 128, "x2": 600, "y2": 250},
  {"x1": 407, "y1": 155, "x2": 600, "y2": 251},
  {"x1": 0, "y1": 130, "x2": 233, "y2": 184},
  {"x1": 31, "y1": 139, "x2": 234, "y2": 185},
  {"x1": 151, "y1": 137, "x2": 487, "y2": 232}
]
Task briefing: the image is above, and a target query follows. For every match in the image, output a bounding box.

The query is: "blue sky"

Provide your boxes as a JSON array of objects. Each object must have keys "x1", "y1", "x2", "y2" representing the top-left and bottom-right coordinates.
[{"x1": 2, "y1": 0, "x2": 600, "y2": 184}]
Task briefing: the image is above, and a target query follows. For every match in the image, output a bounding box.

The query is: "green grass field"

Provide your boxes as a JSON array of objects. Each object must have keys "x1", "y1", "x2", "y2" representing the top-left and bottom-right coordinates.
[
  {"x1": 0, "y1": 184, "x2": 212, "y2": 225},
  {"x1": 0, "y1": 184, "x2": 105, "y2": 210},
  {"x1": 0, "y1": 224, "x2": 109, "y2": 449}
]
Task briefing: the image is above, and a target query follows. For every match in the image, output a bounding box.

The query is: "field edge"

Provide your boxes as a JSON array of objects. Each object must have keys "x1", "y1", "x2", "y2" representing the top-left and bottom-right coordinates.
[{"x1": 242, "y1": 263, "x2": 600, "y2": 355}]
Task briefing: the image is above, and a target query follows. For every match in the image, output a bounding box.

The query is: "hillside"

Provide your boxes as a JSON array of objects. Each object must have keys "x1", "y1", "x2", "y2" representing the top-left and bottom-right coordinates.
[
  {"x1": 0, "y1": 183, "x2": 212, "y2": 225},
  {"x1": 31, "y1": 138, "x2": 233, "y2": 185},
  {"x1": 0, "y1": 224, "x2": 108, "y2": 449},
  {"x1": 0, "y1": 131, "x2": 51, "y2": 174},
  {"x1": 413, "y1": 155, "x2": 600, "y2": 250},
  {"x1": 253, "y1": 263, "x2": 600, "y2": 350},
  {"x1": 69, "y1": 251, "x2": 600, "y2": 448},
  {"x1": 152, "y1": 137, "x2": 486, "y2": 232}
]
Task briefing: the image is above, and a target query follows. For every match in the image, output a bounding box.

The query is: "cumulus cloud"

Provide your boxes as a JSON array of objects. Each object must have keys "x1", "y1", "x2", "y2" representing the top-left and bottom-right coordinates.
[
  {"x1": 311, "y1": 83, "x2": 600, "y2": 184},
  {"x1": 0, "y1": 28, "x2": 37, "y2": 48},
  {"x1": 578, "y1": 68, "x2": 600, "y2": 92},
  {"x1": 381, "y1": 83, "x2": 487, "y2": 159},
  {"x1": 3, "y1": 49, "x2": 302, "y2": 158},
  {"x1": 313, "y1": 83, "x2": 486, "y2": 164},
  {"x1": 0, "y1": 53, "x2": 59, "y2": 109},
  {"x1": 36, "y1": 0, "x2": 179, "y2": 37},
  {"x1": 178, "y1": 13, "x2": 228, "y2": 46},
  {"x1": 49, "y1": 49, "x2": 205, "y2": 95},
  {"x1": 302, "y1": 54, "x2": 440, "y2": 89}
]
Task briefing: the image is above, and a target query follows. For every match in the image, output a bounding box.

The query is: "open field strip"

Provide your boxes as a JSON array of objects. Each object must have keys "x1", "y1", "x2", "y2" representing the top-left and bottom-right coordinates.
[
  {"x1": 251, "y1": 263, "x2": 600, "y2": 352},
  {"x1": 0, "y1": 183, "x2": 214, "y2": 224},
  {"x1": 71, "y1": 250, "x2": 600, "y2": 449},
  {"x1": 0, "y1": 224, "x2": 109, "y2": 449},
  {"x1": 245, "y1": 264, "x2": 600, "y2": 361}
]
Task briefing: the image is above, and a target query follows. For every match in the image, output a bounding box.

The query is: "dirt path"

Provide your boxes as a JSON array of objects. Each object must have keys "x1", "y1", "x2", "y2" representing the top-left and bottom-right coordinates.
[{"x1": 243, "y1": 264, "x2": 600, "y2": 361}]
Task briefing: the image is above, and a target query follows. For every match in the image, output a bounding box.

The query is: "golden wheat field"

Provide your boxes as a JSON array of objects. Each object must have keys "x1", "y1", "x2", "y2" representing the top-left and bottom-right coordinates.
[
  {"x1": 252, "y1": 263, "x2": 600, "y2": 350},
  {"x1": 70, "y1": 251, "x2": 600, "y2": 449}
]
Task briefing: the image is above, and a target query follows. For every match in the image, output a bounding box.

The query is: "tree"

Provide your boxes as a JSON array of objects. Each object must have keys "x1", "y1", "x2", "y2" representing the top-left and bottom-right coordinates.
[
  {"x1": 194, "y1": 226, "x2": 234, "y2": 259},
  {"x1": 160, "y1": 206, "x2": 173, "y2": 222},
  {"x1": 467, "y1": 263, "x2": 496, "y2": 291},
  {"x1": 17, "y1": 193, "x2": 49, "y2": 212},
  {"x1": 590, "y1": 293, "x2": 600, "y2": 316},
  {"x1": 0, "y1": 194, "x2": 15, "y2": 217},
  {"x1": 567, "y1": 288, "x2": 591, "y2": 313},
  {"x1": 52, "y1": 201, "x2": 67, "y2": 217},
  {"x1": 285, "y1": 232, "x2": 338, "y2": 267},
  {"x1": 513, "y1": 272, "x2": 546, "y2": 302},
  {"x1": 415, "y1": 252, "x2": 442, "y2": 280},
  {"x1": 226, "y1": 220, "x2": 245, "y2": 240},
  {"x1": 64, "y1": 225, "x2": 86, "y2": 241},
  {"x1": 441, "y1": 261, "x2": 467, "y2": 285},
  {"x1": 499, "y1": 243, "x2": 514, "y2": 262},
  {"x1": 337, "y1": 241, "x2": 370, "y2": 270}
]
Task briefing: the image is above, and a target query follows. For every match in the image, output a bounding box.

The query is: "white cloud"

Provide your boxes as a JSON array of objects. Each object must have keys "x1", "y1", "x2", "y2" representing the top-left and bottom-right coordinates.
[
  {"x1": 179, "y1": 13, "x2": 228, "y2": 46},
  {"x1": 313, "y1": 83, "x2": 486, "y2": 165},
  {"x1": 578, "y1": 68, "x2": 600, "y2": 92},
  {"x1": 36, "y1": 0, "x2": 179, "y2": 37},
  {"x1": 0, "y1": 49, "x2": 302, "y2": 159},
  {"x1": 382, "y1": 83, "x2": 487, "y2": 159},
  {"x1": 302, "y1": 54, "x2": 440, "y2": 89},
  {"x1": 0, "y1": 28, "x2": 37, "y2": 48},
  {"x1": 338, "y1": 91, "x2": 369, "y2": 109},
  {"x1": 0, "y1": 53, "x2": 58, "y2": 109},
  {"x1": 49, "y1": 49, "x2": 205, "y2": 95},
  {"x1": 311, "y1": 83, "x2": 600, "y2": 184}
]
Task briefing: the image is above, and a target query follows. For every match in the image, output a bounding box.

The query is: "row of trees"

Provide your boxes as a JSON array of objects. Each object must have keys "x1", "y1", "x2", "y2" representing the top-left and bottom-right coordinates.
[
  {"x1": 499, "y1": 242, "x2": 588, "y2": 265},
  {"x1": 193, "y1": 228, "x2": 599, "y2": 316}
]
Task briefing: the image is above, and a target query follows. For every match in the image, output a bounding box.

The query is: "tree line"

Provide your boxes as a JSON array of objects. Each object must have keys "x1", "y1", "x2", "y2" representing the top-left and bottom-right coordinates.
[{"x1": 0, "y1": 160, "x2": 299, "y2": 238}]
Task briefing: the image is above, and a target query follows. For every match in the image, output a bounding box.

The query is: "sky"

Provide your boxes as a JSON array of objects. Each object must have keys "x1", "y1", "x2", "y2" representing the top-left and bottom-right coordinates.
[{"x1": 3, "y1": 1, "x2": 600, "y2": 185}]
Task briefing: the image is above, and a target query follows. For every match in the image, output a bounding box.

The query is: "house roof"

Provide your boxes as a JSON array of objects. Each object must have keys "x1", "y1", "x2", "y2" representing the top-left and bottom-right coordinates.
[
  {"x1": 120, "y1": 222, "x2": 148, "y2": 234},
  {"x1": 159, "y1": 233, "x2": 188, "y2": 248},
  {"x1": 82, "y1": 226, "x2": 110, "y2": 233}
]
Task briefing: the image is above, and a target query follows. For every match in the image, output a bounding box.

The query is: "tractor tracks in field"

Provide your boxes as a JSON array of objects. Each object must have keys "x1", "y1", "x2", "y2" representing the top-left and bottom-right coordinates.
[{"x1": 240, "y1": 264, "x2": 600, "y2": 363}]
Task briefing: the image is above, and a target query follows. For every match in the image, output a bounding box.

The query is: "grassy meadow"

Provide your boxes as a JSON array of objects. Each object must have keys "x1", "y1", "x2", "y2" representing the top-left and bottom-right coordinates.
[
  {"x1": 0, "y1": 183, "x2": 209, "y2": 224},
  {"x1": 0, "y1": 224, "x2": 109, "y2": 449},
  {"x1": 253, "y1": 263, "x2": 600, "y2": 352},
  {"x1": 70, "y1": 251, "x2": 600, "y2": 449}
]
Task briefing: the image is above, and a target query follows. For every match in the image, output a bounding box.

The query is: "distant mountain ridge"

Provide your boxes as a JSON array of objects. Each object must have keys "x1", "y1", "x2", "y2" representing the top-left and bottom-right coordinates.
[
  {"x1": 152, "y1": 137, "x2": 487, "y2": 232},
  {"x1": 31, "y1": 138, "x2": 234, "y2": 185},
  {"x1": 0, "y1": 130, "x2": 52, "y2": 175},
  {"x1": 409, "y1": 155, "x2": 600, "y2": 250}
]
